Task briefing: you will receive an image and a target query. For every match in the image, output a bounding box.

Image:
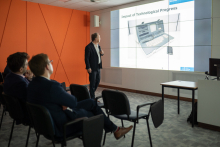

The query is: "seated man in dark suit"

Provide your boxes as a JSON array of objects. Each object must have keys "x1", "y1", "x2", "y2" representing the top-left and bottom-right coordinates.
[
  {"x1": 3, "y1": 65, "x2": 11, "y2": 78},
  {"x1": 27, "y1": 53, "x2": 133, "y2": 139},
  {"x1": 3, "y1": 52, "x2": 31, "y2": 124}
]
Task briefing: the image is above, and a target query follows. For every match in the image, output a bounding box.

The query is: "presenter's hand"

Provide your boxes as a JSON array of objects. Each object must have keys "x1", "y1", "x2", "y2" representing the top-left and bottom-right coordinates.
[
  {"x1": 87, "y1": 68, "x2": 92, "y2": 73},
  {"x1": 100, "y1": 49, "x2": 104, "y2": 55},
  {"x1": 62, "y1": 106, "x2": 67, "y2": 110}
]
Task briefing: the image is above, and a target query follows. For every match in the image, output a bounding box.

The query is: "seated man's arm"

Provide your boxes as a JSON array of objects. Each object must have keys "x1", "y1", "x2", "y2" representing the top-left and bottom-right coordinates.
[{"x1": 50, "y1": 84, "x2": 77, "y2": 109}]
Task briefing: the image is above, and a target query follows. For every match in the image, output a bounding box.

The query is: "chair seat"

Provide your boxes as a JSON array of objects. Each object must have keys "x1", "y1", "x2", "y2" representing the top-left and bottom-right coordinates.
[
  {"x1": 44, "y1": 131, "x2": 83, "y2": 142},
  {"x1": 65, "y1": 131, "x2": 82, "y2": 141},
  {"x1": 113, "y1": 110, "x2": 148, "y2": 120},
  {"x1": 97, "y1": 102, "x2": 104, "y2": 108}
]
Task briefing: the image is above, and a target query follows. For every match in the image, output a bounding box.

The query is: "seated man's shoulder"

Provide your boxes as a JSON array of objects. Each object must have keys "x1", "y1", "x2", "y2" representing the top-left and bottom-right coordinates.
[
  {"x1": 30, "y1": 77, "x2": 60, "y2": 88},
  {"x1": 50, "y1": 80, "x2": 62, "y2": 88},
  {"x1": 5, "y1": 72, "x2": 21, "y2": 80},
  {"x1": 4, "y1": 73, "x2": 27, "y2": 86}
]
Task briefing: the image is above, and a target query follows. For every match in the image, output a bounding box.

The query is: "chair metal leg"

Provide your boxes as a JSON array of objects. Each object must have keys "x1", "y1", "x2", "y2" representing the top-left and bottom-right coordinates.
[
  {"x1": 8, "y1": 120, "x2": 15, "y2": 147},
  {"x1": 61, "y1": 142, "x2": 67, "y2": 147},
  {"x1": 25, "y1": 126, "x2": 31, "y2": 147},
  {"x1": 36, "y1": 134, "x2": 40, "y2": 147},
  {"x1": 131, "y1": 122, "x2": 136, "y2": 147},
  {"x1": 146, "y1": 119, "x2": 152, "y2": 147},
  {"x1": 52, "y1": 140, "x2": 55, "y2": 147},
  {"x1": 121, "y1": 120, "x2": 125, "y2": 138},
  {"x1": 35, "y1": 131, "x2": 38, "y2": 138},
  {"x1": 0, "y1": 109, "x2": 5, "y2": 130},
  {"x1": 102, "y1": 131, "x2": 107, "y2": 146}
]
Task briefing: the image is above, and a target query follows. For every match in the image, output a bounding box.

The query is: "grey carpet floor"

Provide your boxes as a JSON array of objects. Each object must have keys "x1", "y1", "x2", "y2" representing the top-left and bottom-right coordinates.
[{"x1": 0, "y1": 87, "x2": 220, "y2": 147}]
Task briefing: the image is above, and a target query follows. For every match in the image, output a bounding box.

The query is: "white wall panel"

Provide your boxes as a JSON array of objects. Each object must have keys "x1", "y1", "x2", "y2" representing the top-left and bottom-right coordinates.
[
  {"x1": 135, "y1": 69, "x2": 169, "y2": 94},
  {"x1": 212, "y1": 18, "x2": 220, "y2": 46},
  {"x1": 211, "y1": 46, "x2": 220, "y2": 58},
  {"x1": 213, "y1": 0, "x2": 220, "y2": 18}
]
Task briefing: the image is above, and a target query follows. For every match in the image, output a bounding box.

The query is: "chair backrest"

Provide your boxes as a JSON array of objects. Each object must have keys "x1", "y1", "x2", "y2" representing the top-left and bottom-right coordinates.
[
  {"x1": 26, "y1": 102, "x2": 55, "y2": 137},
  {"x1": 61, "y1": 82, "x2": 66, "y2": 91},
  {"x1": 70, "y1": 84, "x2": 90, "y2": 102},
  {"x1": 102, "y1": 90, "x2": 131, "y2": 116},
  {"x1": 3, "y1": 94, "x2": 24, "y2": 120},
  {"x1": 150, "y1": 99, "x2": 164, "y2": 128},
  {"x1": 0, "y1": 84, "x2": 4, "y2": 105},
  {"x1": 83, "y1": 114, "x2": 104, "y2": 147},
  {"x1": 0, "y1": 72, "x2": 3, "y2": 83}
]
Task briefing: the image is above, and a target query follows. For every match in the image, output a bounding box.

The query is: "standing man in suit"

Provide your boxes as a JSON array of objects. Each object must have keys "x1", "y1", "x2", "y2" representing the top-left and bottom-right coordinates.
[
  {"x1": 3, "y1": 52, "x2": 31, "y2": 124},
  {"x1": 28, "y1": 53, "x2": 133, "y2": 138},
  {"x1": 85, "y1": 33, "x2": 104, "y2": 99}
]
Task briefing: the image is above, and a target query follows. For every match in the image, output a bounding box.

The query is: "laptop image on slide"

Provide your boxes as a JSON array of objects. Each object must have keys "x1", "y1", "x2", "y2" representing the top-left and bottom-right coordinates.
[{"x1": 136, "y1": 20, "x2": 174, "y2": 55}]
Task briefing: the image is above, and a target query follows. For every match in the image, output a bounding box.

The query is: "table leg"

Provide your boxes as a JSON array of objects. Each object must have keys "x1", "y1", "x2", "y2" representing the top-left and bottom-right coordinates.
[
  {"x1": 178, "y1": 88, "x2": 180, "y2": 114},
  {"x1": 192, "y1": 90, "x2": 195, "y2": 127},
  {"x1": 162, "y1": 86, "x2": 164, "y2": 103},
  {"x1": 162, "y1": 86, "x2": 164, "y2": 111}
]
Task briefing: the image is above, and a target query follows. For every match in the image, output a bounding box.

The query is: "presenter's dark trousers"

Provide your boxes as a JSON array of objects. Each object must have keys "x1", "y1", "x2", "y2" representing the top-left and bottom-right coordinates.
[{"x1": 89, "y1": 68, "x2": 100, "y2": 99}]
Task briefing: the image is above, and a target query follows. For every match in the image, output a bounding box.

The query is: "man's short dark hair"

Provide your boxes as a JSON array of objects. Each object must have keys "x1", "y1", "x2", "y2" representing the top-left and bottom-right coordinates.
[
  {"x1": 28, "y1": 54, "x2": 49, "y2": 77},
  {"x1": 91, "y1": 33, "x2": 98, "y2": 42},
  {"x1": 7, "y1": 52, "x2": 29, "y2": 73}
]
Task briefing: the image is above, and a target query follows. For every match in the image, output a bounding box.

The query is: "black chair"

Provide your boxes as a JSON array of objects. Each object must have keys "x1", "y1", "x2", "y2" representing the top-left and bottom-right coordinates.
[
  {"x1": 3, "y1": 94, "x2": 31, "y2": 147},
  {"x1": 102, "y1": 90, "x2": 164, "y2": 147},
  {"x1": 61, "y1": 82, "x2": 70, "y2": 92},
  {"x1": 70, "y1": 84, "x2": 104, "y2": 108},
  {"x1": 26, "y1": 102, "x2": 104, "y2": 147},
  {"x1": 0, "y1": 72, "x2": 3, "y2": 83},
  {"x1": 0, "y1": 84, "x2": 7, "y2": 130},
  {"x1": 83, "y1": 114, "x2": 104, "y2": 147}
]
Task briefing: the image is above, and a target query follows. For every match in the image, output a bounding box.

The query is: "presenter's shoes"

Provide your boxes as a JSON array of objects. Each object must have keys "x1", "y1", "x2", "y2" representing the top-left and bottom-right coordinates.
[{"x1": 114, "y1": 125, "x2": 133, "y2": 140}]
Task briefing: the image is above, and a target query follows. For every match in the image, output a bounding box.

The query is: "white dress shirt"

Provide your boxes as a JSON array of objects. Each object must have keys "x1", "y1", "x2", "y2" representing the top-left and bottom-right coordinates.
[{"x1": 92, "y1": 42, "x2": 101, "y2": 64}]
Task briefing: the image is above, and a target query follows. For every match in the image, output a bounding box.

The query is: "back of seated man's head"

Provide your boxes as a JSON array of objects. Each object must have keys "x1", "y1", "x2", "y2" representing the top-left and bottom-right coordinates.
[
  {"x1": 7, "y1": 52, "x2": 29, "y2": 74},
  {"x1": 28, "y1": 53, "x2": 53, "y2": 77}
]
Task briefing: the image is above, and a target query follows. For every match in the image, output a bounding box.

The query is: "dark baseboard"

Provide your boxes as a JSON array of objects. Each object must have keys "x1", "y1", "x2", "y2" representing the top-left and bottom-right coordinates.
[
  {"x1": 99, "y1": 84, "x2": 197, "y2": 102},
  {"x1": 198, "y1": 122, "x2": 220, "y2": 132}
]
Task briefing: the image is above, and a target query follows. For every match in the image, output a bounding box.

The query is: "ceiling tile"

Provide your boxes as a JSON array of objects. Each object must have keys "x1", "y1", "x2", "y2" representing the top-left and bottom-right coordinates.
[
  {"x1": 23, "y1": 0, "x2": 144, "y2": 12},
  {"x1": 64, "y1": 1, "x2": 95, "y2": 9},
  {"x1": 48, "y1": 0, "x2": 81, "y2": 7},
  {"x1": 31, "y1": 0, "x2": 57, "y2": 4}
]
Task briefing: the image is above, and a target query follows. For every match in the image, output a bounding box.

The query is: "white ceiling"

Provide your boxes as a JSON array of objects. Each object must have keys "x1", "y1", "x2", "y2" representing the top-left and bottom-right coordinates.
[{"x1": 23, "y1": 0, "x2": 145, "y2": 12}]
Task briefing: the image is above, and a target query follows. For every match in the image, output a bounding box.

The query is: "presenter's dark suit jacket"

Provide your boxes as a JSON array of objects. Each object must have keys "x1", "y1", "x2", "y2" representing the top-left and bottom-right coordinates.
[
  {"x1": 3, "y1": 72, "x2": 30, "y2": 124},
  {"x1": 27, "y1": 76, "x2": 79, "y2": 137},
  {"x1": 85, "y1": 42, "x2": 103, "y2": 71}
]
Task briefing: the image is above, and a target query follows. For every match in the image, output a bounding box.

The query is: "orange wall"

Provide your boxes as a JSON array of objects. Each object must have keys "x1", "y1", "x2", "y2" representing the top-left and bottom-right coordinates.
[{"x1": 0, "y1": 0, "x2": 90, "y2": 86}]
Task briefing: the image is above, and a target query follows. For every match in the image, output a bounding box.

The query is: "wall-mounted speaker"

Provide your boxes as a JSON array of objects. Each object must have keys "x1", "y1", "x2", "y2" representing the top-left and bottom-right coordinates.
[{"x1": 94, "y1": 15, "x2": 99, "y2": 27}]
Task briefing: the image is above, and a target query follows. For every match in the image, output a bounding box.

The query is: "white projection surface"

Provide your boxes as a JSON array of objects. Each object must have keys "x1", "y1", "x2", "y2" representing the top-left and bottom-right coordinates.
[{"x1": 111, "y1": 0, "x2": 212, "y2": 72}]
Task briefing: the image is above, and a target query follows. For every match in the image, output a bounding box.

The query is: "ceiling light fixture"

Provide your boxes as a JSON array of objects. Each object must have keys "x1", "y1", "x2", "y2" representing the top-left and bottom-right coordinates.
[
  {"x1": 59, "y1": 0, "x2": 71, "y2": 2},
  {"x1": 84, "y1": 0, "x2": 109, "y2": 3}
]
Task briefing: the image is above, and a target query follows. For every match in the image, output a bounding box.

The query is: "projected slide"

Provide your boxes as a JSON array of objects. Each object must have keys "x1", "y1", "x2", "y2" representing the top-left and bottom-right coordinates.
[{"x1": 110, "y1": 0, "x2": 209, "y2": 71}]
